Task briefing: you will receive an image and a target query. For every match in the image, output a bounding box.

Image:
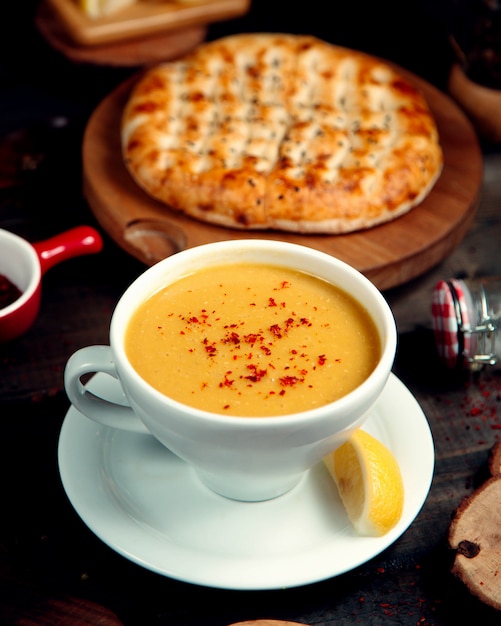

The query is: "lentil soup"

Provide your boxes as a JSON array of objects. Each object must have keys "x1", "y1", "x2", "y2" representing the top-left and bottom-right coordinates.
[{"x1": 125, "y1": 263, "x2": 381, "y2": 417}]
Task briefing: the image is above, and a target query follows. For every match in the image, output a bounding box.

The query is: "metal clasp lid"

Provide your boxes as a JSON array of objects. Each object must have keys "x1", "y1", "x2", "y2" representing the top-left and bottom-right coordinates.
[
  {"x1": 432, "y1": 278, "x2": 500, "y2": 371},
  {"x1": 450, "y1": 281, "x2": 498, "y2": 368}
]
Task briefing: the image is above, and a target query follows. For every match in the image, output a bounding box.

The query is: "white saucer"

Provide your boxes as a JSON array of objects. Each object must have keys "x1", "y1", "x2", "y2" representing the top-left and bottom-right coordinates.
[{"x1": 58, "y1": 372, "x2": 434, "y2": 590}]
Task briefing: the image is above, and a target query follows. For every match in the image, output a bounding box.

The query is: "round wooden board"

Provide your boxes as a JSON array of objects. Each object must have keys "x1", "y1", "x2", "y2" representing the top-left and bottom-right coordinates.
[{"x1": 82, "y1": 70, "x2": 483, "y2": 291}]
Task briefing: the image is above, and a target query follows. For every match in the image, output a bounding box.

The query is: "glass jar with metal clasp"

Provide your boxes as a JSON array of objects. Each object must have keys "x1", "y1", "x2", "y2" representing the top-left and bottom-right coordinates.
[{"x1": 432, "y1": 276, "x2": 501, "y2": 371}]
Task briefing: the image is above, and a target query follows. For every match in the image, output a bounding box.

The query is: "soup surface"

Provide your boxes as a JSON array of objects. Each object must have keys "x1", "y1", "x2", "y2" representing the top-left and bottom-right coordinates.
[{"x1": 125, "y1": 264, "x2": 381, "y2": 417}]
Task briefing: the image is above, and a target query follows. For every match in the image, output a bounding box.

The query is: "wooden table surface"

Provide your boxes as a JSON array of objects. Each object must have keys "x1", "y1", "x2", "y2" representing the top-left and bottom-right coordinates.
[{"x1": 2, "y1": 2, "x2": 501, "y2": 625}]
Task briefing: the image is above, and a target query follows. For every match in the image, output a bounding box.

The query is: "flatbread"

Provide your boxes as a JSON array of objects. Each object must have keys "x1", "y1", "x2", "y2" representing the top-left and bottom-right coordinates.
[{"x1": 121, "y1": 33, "x2": 443, "y2": 234}]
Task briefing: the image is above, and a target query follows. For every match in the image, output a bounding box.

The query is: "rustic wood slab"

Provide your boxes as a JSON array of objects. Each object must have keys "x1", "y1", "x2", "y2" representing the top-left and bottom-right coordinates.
[
  {"x1": 82, "y1": 69, "x2": 483, "y2": 291},
  {"x1": 36, "y1": 0, "x2": 208, "y2": 66},
  {"x1": 449, "y1": 442, "x2": 501, "y2": 611},
  {"x1": 44, "y1": 0, "x2": 250, "y2": 47}
]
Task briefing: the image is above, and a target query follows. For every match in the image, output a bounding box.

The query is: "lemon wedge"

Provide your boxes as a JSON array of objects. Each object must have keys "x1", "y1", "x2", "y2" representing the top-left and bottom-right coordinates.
[
  {"x1": 78, "y1": 0, "x2": 136, "y2": 19},
  {"x1": 324, "y1": 429, "x2": 404, "y2": 537}
]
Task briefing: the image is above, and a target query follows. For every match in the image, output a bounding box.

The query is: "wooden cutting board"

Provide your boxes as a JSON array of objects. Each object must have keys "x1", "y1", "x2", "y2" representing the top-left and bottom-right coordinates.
[
  {"x1": 36, "y1": 0, "x2": 208, "y2": 66},
  {"x1": 45, "y1": 0, "x2": 250, "y2": 46},
  {"x1": 82, "y1": 70, "x2": 483, "y2": 291}
]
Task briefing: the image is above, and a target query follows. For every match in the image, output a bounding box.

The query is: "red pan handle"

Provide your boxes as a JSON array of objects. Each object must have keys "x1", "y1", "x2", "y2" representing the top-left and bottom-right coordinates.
[{"x1": 32, "y1": 226, "x2": 103, "y2": 275}]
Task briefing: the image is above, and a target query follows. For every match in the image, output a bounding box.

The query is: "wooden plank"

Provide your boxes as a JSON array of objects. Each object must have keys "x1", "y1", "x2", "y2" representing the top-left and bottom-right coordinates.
[
  {"x1": 36, "y1": 1, "x2": 208, "y2": 67},
  {"x1": 45, "y1": 0, "x2": 250, "y2": 46}
]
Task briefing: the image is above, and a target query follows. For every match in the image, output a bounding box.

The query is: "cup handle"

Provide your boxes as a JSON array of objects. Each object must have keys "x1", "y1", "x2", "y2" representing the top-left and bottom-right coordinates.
[{"x1": 64, "y1": 345, "x2": 150, "y2": 434}]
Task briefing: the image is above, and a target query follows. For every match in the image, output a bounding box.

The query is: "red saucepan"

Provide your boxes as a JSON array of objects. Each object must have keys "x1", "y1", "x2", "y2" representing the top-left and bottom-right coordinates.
[{"x1": 0, "y1": 226, "x2": 103, "y2": 342}]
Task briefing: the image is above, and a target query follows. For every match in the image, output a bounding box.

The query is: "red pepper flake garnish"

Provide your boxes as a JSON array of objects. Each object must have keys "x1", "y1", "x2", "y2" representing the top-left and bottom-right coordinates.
[
  {"x1": 203, "y1": 338, "x2": 217, "y2": 355},
  {"x1": 317, "y1": 354, "x2": 327, "y2": 365},
  {"x1": 260, "y1": 345, "x2": 272, "y2": 355},
  {"x1": 284, "y1": 318, "x2": 294, "y2": 330},
  {"x1": 279, "y1": 375, "x2": 303, "y2": 387},
  {"x1": 268, "y1": 297, "x2": 277, "y2": 307},
  {"x1": 269, "y1": 324, "x2": 282, "y2": 338},
  {"x1": 244, "y1": 364, "x2": 267, "y2": 382},
  {"x1": 244, "y1": 333, "x2": 259, "y2": 344},
  {"x1": 219, "y1": 372, "x2": 235, "y2": 388},
  {"x1": 223, "y1": 331, "x2": 240, "y2": 345}
]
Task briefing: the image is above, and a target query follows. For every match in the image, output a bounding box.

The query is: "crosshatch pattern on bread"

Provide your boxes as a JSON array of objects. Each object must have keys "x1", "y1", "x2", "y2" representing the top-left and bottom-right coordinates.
[{"x1": 121, "y1": 33, "x2": 443, "y2": 234}]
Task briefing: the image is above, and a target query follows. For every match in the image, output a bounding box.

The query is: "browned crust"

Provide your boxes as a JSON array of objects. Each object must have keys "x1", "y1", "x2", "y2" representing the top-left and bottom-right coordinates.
[{"x1": 121, "y1": 33, "x2": 443, "y2": 234}]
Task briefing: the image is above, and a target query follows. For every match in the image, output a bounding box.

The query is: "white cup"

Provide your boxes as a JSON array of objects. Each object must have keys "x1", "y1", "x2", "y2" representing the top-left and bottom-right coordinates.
[{"x1": 64, "y1": 240, "x2": 396, "y2": 502}]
